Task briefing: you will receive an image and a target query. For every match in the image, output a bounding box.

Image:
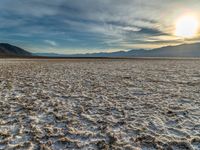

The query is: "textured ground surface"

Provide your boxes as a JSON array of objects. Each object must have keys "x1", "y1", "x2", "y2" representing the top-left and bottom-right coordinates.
[{"x1": 0, "y1": 59, "x2": 200, "y2": 150}]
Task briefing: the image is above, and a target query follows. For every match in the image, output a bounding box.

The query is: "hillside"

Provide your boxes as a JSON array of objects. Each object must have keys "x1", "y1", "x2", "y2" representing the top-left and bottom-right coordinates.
[{"x1": 0, "y1": 43, "x2": 32, "y2": 57}]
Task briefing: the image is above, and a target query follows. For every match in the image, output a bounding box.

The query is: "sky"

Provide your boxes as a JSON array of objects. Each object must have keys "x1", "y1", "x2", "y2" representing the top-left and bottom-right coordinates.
[{"x1": 0, "y1": 0, "x2": 200, "y2": 54}]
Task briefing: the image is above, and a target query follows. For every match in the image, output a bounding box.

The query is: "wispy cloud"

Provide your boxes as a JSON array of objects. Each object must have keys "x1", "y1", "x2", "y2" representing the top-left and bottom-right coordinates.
[{"x1": 44, "y1": 40, "x2": 57, "y2": 46}]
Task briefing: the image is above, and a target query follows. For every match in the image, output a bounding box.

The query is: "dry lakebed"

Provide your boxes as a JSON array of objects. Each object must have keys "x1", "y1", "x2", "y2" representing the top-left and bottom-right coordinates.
[{"x1": 0, "y1": 59, "x2": 200, "y2": 150}]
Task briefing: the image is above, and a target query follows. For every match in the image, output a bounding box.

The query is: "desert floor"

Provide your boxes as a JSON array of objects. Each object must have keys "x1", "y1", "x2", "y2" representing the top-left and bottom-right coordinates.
[{"x1": 0, "y1": 59, "x2": 200, "y2": 150}]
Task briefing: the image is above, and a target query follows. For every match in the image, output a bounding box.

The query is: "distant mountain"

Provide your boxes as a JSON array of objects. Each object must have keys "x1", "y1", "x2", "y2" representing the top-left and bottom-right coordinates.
[
  {"x1": 70, "y1": 43, "x2": 200, "y2": 57},
  {"x1": 34, "y1": 51, "x2": 145, "y2": 57},
  {"x1": 34, "y1": 52, "x2": 68, "y2": 57},
  {"x1": 35, "y1": 42, "x2": 200, "y2": 58},
  {"x1": 68, "y1": 50, "x2": 147, "y2": 57},
  {"x1": 137, "y1": 43, "x2": 200, "y2": 57},
  {"x1": 0, "y1": 43, "x2": 32, "y2": 57},
  {"x1": 1, "y1": 42, "x2": 200, "y2": 58}
]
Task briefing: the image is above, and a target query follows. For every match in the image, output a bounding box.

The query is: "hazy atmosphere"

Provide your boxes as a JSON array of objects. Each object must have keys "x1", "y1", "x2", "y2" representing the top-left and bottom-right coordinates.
[{"x1": 0, "y1": 0, "x2": 200, "y2": 54}]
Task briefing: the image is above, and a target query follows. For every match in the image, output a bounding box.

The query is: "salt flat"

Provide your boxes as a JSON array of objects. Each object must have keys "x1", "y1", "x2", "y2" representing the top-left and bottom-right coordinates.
[{"x1": 0, "y1": 59, "x2": 200, "y2": 150}]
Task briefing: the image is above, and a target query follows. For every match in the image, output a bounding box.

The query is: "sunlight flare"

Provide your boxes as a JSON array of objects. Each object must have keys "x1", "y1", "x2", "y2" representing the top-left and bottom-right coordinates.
[{"x1": 175, "y1": 15, "x2": 199, "y2": 38}]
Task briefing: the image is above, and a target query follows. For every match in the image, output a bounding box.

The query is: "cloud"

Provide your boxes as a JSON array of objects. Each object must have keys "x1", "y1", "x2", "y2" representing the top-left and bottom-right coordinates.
[
  {"x1": 0, "y1": 0, "x2": 200, "y2": 53},
  {"x1": 137, "y1": 27, "x2": 169, "y2": 36},
  {"x1": 44, "y1": 40, "x2": 57, "y2": 46}
]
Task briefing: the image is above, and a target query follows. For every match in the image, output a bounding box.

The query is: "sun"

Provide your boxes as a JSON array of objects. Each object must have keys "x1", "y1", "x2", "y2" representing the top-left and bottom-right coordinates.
[{"x1": 175, "y1": 15, "x2": 199, "y2": 38}]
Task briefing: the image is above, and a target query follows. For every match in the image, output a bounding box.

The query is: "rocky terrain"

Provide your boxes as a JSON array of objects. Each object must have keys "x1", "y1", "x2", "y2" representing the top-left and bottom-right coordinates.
[{"x1": 0, "y1": 59, "x2": 200, "y2": 150}]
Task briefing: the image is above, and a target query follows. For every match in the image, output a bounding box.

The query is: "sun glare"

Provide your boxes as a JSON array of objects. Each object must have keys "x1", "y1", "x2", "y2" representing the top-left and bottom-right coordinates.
[{"x1": 175, "y1": 15, "x2": 199, "y2": 38}]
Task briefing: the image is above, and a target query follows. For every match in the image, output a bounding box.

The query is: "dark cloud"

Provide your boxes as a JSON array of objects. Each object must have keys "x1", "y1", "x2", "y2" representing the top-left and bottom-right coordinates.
[{"x1": 138, "y1": 28, "x2": 164, "y2": 35}]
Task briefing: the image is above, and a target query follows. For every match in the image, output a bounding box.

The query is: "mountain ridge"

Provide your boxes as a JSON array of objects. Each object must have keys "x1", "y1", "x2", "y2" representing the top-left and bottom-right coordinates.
[
  {"x1": 0, "y1": 43, "x2": 32, "y2": 57},
  {"x1": 35, "y1": 42, "x2": 200, "y2": 57},
  {"x1": 2, "y1": 42, "x2": 200, "y2": 58}
]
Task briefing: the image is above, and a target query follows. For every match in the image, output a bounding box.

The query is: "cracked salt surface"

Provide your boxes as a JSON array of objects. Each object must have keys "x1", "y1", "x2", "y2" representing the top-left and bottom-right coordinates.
[{"x1": 0, "y1": 59, "x2": 200, "y2": 150}]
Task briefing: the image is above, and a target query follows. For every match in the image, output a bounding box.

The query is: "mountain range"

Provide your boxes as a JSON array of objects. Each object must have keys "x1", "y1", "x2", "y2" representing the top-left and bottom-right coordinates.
[
  {"x1": 1, "y1": 42, "x2": 200, "y2": 57},
  {"x1": 35, "y1": 42, "x2": 200, "y2": 57},
  {"x1": 0, "y1": 43, "x2": 32, "y2": 57}
]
